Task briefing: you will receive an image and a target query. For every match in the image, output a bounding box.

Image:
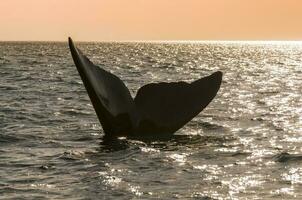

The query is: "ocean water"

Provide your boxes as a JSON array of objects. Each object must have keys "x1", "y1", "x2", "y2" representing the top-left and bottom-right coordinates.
[{"x1": 0, "y1": 41, "x2": 301, "y2": 199}]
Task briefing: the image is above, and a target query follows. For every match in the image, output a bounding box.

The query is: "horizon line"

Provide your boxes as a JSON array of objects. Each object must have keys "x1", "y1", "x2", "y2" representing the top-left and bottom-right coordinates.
[{"x1": 1, "y1": 39, "x2": 302, "y2": 44}]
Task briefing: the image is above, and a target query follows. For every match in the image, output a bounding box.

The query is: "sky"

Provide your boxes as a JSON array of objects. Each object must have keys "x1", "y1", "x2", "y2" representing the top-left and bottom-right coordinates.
[{"x1": 1, "y1": 0, "x2": 302, "y2": 41}]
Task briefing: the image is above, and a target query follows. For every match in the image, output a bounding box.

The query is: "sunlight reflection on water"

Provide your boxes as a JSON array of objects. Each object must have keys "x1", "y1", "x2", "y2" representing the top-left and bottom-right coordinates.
[{"x1": 0, "y1": 41, "x2": 301, "y2": 199}]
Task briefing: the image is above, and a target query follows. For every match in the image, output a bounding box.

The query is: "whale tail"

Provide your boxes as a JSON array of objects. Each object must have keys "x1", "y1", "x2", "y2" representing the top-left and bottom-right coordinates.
[
  {"x1": 68, "y1": 37, "x2": 138, "y2": 136},
  {"x1": 134, "y1": 71, "x2": 222, "y2": 135},
  {"x1": 68, "y1": 37, "x2": 222, "y2": 138}
]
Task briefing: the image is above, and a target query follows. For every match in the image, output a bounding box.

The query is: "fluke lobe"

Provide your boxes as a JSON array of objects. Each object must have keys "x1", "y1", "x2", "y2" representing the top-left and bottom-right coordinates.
[{"x1": 68, "y1": 37, "x2": 222, "y2": 139}]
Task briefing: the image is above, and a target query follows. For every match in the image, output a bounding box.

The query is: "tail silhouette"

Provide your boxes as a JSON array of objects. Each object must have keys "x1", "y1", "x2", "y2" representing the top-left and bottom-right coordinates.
[{"x1": 68, "y1": 37, "x2": 222, "y2": 138}]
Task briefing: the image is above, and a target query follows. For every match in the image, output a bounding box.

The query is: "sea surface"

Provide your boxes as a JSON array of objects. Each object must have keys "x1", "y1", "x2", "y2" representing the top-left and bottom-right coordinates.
[{"x1": 0, "y1": 41, "x2": 301, "y2": 199}]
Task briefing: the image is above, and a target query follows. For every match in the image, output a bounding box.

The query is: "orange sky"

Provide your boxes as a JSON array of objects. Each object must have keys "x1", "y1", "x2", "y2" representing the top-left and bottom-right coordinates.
[{"x1": 1, "y1": 0, "x2": 302, "y2": 41}]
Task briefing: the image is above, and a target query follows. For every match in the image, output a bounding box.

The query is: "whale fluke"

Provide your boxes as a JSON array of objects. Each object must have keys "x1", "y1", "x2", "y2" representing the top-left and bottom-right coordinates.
[{"x1": 68, "y1": 37, "x2": 222, "y2": 138}]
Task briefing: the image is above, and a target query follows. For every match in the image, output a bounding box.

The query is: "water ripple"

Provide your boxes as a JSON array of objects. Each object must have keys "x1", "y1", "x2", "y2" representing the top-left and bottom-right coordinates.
[{"x1": 0, "y1": 41, "x2": 301, "y2": 199}]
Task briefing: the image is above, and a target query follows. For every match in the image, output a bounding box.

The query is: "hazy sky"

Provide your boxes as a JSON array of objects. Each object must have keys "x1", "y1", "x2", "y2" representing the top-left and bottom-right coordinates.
[{"x1": 1, "y1": 0, "x2": 302, "y2": 41}]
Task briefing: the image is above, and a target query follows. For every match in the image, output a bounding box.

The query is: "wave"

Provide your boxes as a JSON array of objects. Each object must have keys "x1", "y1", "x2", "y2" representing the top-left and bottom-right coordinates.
[
  {"x1": 273, "y1": 152, "x2": 302, "y2": 163},
  {"x1": 0, "y1": 134, "x2": 22, "y2": 144}
]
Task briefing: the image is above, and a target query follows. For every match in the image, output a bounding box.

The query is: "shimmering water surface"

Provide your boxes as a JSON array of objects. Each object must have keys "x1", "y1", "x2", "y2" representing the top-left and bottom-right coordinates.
[{"x1": 0, "y1": 41, "x2": 301, "y2": 199}]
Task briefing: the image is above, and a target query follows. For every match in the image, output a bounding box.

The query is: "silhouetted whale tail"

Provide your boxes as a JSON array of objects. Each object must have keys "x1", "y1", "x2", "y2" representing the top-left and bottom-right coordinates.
[{"x1": 68, "y1": 37, "x2": 222, "y2": 138}]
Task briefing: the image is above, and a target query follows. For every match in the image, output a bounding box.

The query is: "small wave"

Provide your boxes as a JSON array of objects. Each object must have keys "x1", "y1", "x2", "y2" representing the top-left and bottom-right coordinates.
[
  {"x1": 0, "y1": 85, "x2": 20, "y2": 90},
  {"x1": 58, "y1": 150, "x2": 87, "y2": 161},
  {"x1": 0, "y1": 134, "x2": 22, "y2": 144},
  {"x1": 273, "y1": 152, "x2": 302, "y2": 163},
  {"x1": 199, "y1": 121, "x2": 225, "y2": 131},
  {"x1": 38, "y1": 165, "x2": 56, "y2": 171},
  {"x1": 231, "y1": 151, "x2": 252, "y2": 157},
  {"x1": 148, "y1": 135, "x2": 237, "y2": 150},
  {"x1": 258, "y1": 90, "x2": 280, "y2": 95},
  {"x1": 73, "y1": 135, "x2": 97, "y2": 142},
  {"x1": 62, "y1": 109, "x2": 92, "y2": 116}
]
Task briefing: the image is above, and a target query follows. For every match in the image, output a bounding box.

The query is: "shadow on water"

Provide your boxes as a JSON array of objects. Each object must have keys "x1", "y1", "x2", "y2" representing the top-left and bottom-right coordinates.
[{"x1": 98, "y1": 136, "x2": 131, "y2": 152}]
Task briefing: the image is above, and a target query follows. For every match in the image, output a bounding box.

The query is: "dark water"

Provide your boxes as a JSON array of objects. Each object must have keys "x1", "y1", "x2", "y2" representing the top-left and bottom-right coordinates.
[{"x1": 0, "y1": 41, "x2": 301, "y2": 199}]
